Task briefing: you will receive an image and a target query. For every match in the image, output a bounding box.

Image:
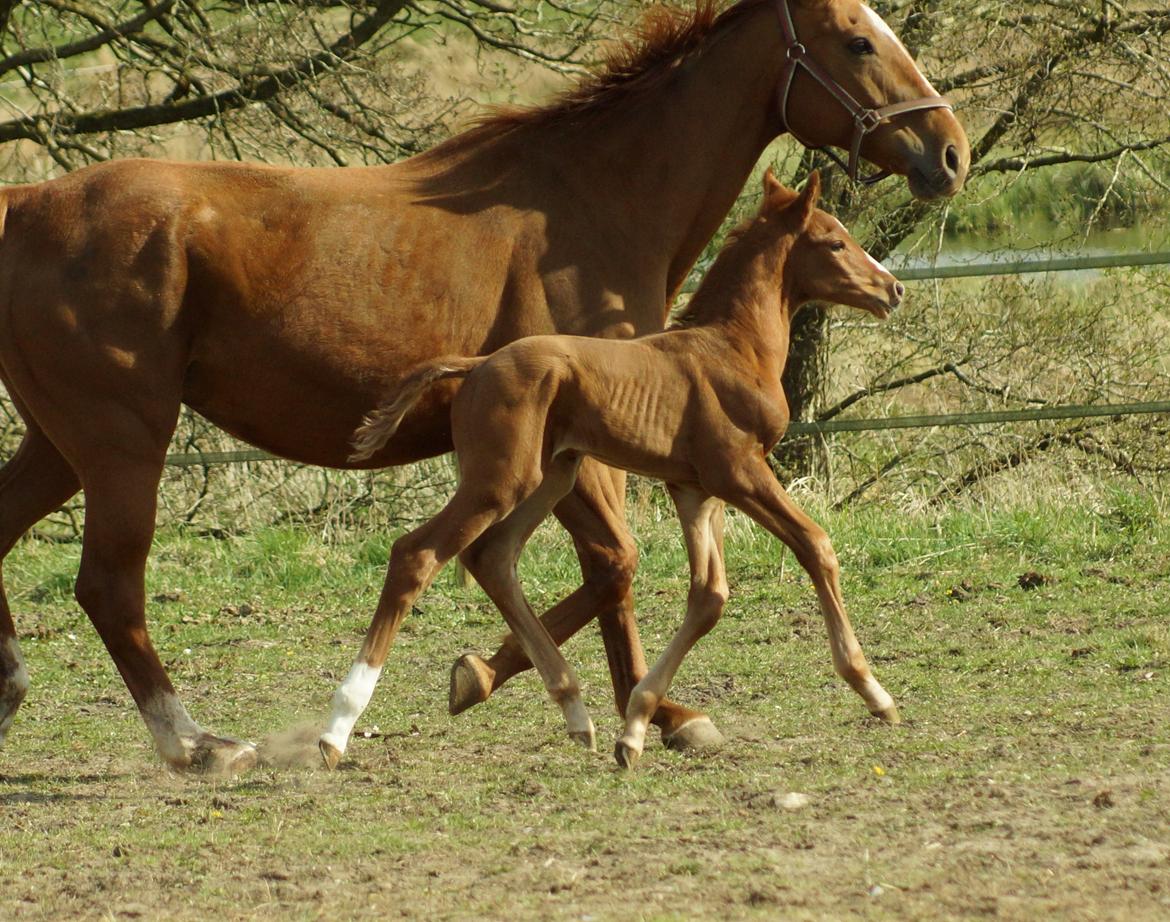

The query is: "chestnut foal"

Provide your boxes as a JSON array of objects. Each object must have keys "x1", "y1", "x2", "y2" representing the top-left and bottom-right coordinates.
[{"x1": 324, "y1": 171, "x2": 903, "y2": 768}]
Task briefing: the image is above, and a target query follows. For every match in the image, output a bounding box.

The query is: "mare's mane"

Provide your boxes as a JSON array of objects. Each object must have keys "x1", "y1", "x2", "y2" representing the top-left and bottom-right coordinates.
[{"x1": 436, "y1": 0, "x2": 773, "y2": 148}]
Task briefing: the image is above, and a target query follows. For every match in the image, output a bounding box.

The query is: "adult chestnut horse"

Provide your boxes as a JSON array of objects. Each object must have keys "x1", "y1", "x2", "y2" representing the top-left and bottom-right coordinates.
[{"x1": 0, "y1": 0, "x2": 967, "y2": 772}]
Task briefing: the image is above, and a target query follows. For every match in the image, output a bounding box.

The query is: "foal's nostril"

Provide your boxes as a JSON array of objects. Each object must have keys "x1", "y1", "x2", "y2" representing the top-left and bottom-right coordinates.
[
  {"x1": 943, "y1": 144, "x2": 961, "y2": 178},
  {"x1": 893, "y1": 282, "x2": 905, "y2": 303}
]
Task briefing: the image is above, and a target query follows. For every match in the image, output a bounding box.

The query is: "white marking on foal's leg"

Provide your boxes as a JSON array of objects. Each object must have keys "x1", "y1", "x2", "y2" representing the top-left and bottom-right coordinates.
[
  {"x1": 616, "y1": 685, "x2": 657, "y2": 768},
  {"x1": 863, "y1": 676, "x2": 898, "y2": 721},
  {"x1": 319, "y1": 661, "x2": 383, "y2": 764},
  {"x1": 0, "y1": 636, "x2": 30, "y2": 744},
  {"x1": 141, "y1": 692, "x2": 206, "y2": 766},
  {"x1": 559, "y1": 694, "x2": 596, "y2": 751}
]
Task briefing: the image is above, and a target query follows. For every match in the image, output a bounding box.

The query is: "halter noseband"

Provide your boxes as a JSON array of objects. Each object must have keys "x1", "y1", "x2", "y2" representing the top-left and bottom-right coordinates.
[{"x1": 773, "y1": 0, "x2": 954, "y2": 185}]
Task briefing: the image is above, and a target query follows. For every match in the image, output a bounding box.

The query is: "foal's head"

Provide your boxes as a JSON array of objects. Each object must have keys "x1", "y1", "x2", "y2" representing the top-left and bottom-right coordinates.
[{"x1": 763, "y1": 170, "x2": 903, "y2": 319}]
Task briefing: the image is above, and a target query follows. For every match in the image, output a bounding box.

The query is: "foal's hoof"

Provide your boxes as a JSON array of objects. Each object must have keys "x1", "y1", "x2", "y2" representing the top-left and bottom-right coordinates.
[
  {"x1": 319, "y1": 738, "x2": 344, "y2": 771},
  {"x1": 189, "y1": 735, "x2": 258, "y2": 776},
  {"x1": 448, "y1": 654, "x2": 494, "y2": 716},
  {"x1": 568, "y1": 719, "x2": 597, "y2": 752},
  {"x1": 871, "y1": 704, "x2": 902, "y2": 726},
  {"x1": 614, "y1": 738, "x2": 642, "y2": 770},
  {"x1": 662, "y1": 716, "x2": 725, "y2": 753}
]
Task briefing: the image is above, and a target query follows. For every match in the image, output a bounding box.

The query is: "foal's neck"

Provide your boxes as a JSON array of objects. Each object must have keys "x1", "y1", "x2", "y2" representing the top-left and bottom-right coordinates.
[{"x1": 676, "y1": 233, "x2": 799, "y2": 372}]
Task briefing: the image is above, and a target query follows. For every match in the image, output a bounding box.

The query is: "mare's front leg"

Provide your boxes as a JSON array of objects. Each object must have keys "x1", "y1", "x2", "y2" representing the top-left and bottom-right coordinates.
[
  {"x1": 319, "y1": 488, "x2": 508, "y2": 768},
  {"x1": 449, "y1": 459, "x2": 724, "y2": 752},
  {"x1": 713, "y1": 455, "x2": 899, "y2": 724},
  {"x1": 616, "y1": 486, "x2": 728, "y2": 769}
]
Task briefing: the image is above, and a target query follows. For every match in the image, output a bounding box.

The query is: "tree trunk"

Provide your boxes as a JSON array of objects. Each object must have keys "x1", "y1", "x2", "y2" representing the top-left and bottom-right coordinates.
[{"x1": 775, "y1": 158, "x2": 846, "y2": 483}]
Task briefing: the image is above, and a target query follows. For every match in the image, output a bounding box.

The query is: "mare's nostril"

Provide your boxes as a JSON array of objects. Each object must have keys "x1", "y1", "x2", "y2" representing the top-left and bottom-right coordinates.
[
  {"x1": 894, "y1": 282, "x2": 905, "y2": 301},
  {"x1": 944, "y1": 144, "x2": 961, "y2": 177}
]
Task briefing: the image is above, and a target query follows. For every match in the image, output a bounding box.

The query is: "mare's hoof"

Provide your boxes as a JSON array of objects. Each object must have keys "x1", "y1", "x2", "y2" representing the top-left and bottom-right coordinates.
[
  {"x1": 872, "y1": 704, "x2": 902, "y2": 726},
  {"x1": 189, "y1": 735, "x2": 258, "y2": 776},
  {"x1": 662, "y1": 716, "x2": 725, "y2": 753},
  {"x1": 614, "y1": 739, "x2": 642, "y2": 770},
  {"x1": 319, "y1": 738, "x2": 343, "y2": 771},
  {"x1": 448, "y1": 654, "x2": 494, "y2": 716}
]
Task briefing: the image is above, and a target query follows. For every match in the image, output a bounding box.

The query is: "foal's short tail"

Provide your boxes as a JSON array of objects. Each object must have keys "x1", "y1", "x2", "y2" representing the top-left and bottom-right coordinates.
[{"x1": 349, "y1": 356, "x2": 487, "y2": 463}]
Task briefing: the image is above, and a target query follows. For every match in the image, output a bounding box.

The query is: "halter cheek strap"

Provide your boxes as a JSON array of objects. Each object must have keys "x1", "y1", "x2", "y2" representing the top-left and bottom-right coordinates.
[{"x1": 773, "y1": 0, "x2": 954, "y2": 185}]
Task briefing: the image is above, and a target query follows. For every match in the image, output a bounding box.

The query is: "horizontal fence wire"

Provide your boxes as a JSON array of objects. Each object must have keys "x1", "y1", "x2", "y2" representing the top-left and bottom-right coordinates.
[
  {"x1": 785, "y1": 400, "x2": 1170, "y2": 437},
  {"x1": 891, "y1": 249, "x2": 1170, "y2": 281},
  {"x1": 163, "y1": 251, "x2": 1170, "y2": 467}
]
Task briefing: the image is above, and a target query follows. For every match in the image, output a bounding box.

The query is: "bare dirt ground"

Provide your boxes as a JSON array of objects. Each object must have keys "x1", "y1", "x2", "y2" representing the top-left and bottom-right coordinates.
[{"x1": 1, "y1": 512, "x2": 1167, "y2": 920}]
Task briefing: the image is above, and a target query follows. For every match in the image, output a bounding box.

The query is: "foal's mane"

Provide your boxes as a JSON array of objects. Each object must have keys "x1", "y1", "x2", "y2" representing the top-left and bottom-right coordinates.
[
  {"x1": 440, "y1": 0, "x2": 772, "y2": 146},
  {"x1": 669, "y1": 188, "x2": 803, "y2": 330}
]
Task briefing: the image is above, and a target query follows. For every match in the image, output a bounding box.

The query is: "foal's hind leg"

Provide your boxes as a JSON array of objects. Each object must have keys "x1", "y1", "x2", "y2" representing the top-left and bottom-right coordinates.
[
  {"x1": 450, "y1": 460, "x2": 723, "y2": 751},
  {"x1": 0, "y1": 422, "x2": 80, "y2": 744},
  {"x1": 616, "y1": 486, "x2": 728, "y2": 769},
  {"x1": 319, "y1": 482, "x2": 517, "y2": 768},
  {"x1": 458, "y1": 454, "x2": 596, "y2": 750}
]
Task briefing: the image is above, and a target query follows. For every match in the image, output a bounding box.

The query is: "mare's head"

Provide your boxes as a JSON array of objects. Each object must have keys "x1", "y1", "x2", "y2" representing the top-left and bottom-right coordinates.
[
  {"x1": 780, "y1": 0, "x2": 968, "y2": 198},
  {"x1": 763, "y1": 170, "x2": 903, "y2": 318}
]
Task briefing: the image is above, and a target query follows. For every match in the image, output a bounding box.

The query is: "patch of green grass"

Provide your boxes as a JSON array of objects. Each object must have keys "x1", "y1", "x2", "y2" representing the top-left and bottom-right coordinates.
[{"x1": 1, "y1": 498, "x2": 1168, "y2": 919}]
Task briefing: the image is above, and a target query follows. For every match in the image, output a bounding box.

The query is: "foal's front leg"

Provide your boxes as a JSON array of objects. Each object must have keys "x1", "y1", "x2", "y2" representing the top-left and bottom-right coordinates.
[
  {"x1": 715, "y1": 456, "x2": 899, "y2": 724},
  {"x1": 615, "y1": 486, "x2": 728, "y2": 768}
]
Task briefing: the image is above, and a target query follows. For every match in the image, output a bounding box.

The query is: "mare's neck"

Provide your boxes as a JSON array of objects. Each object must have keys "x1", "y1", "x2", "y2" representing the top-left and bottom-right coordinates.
[
  {"x1": 532, "y1": 4, "x2": 787, "y2": 323},
  {"x1": 568, "y1": 4, "x2": 785, "y2": 291}
]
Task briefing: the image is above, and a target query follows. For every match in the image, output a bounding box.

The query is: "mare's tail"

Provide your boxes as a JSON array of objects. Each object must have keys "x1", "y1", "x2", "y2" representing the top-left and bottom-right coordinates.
[{"x1": 349, "y1": 356, "x2": 487, "y2": 462}]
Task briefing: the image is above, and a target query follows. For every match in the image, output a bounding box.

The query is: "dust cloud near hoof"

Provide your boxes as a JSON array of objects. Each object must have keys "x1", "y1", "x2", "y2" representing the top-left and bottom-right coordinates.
[{"x1": 256, "y1": 722, "x2": 330, "y2": 770}]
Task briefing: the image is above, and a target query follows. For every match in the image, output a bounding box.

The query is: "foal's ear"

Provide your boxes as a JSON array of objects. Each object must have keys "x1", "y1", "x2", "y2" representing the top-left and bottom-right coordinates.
[
  {"x1": 761, "y1": 168, "x2": 796, "y2": 211},
  {"x1": 792, "y1": 170, "x2": 821, "y2": 226},
  {"x1": 762, "y1": 168, "x2": 786, "y2": 199}
]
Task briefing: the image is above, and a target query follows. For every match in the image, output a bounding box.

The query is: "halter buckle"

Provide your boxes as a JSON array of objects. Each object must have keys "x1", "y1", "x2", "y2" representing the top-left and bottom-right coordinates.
[
  {"x1": 855, "y1": 109, "x2": 883, "y2": 133},
  {"x1": 786, "y1": 42, "x2": 807, "y2": 61}
]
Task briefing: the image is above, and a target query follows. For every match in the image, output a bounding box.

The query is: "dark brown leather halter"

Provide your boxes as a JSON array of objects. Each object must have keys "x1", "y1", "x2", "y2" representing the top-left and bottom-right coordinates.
[{"x1": 774, "y1": 0, "x2": 954, "y2": 185}]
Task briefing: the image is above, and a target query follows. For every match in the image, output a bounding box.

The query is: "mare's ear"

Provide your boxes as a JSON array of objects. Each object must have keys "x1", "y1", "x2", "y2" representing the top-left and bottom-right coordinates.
[{"x1": 792, "y1": 170, "x2": 821, "y2": 226}]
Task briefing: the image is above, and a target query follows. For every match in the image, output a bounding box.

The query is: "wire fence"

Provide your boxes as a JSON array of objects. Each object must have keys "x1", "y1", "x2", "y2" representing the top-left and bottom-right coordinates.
[{"x1": 161, "y1": 249, "x2": 1170, "y2": 468}]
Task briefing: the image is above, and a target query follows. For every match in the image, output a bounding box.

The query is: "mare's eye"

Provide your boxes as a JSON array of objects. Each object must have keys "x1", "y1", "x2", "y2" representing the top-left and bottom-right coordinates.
[
  {"x1": 830, "y1": 240, "x2": 847, "y2": 252},
  {"x1": 848, "y1": 37, "x2": 875, "y2": 55}
]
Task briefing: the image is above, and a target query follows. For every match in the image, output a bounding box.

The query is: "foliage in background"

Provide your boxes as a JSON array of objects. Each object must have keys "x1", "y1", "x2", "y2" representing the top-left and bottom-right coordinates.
[{"x1": 1, "y1": 0, "x2": 1168, "y2": 533}]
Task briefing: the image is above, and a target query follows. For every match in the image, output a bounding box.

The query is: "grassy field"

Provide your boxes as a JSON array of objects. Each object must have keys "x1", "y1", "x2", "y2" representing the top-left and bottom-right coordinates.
[{"x1": 1, "y1": 491, "x2": 1167, "y2": 920}]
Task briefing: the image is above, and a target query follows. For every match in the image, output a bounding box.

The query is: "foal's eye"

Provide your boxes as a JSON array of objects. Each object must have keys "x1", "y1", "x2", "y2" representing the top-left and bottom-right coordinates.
[
  {"x1": 848, "y1": 37, "x2": 875, "y2": 55},
  {"x1": 830, "y1": 240, "x2": 847, "y2": 252}
]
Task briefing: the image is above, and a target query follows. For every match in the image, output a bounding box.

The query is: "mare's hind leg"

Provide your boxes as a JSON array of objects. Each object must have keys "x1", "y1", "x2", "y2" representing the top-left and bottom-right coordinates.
[
  {"x1": 0, "y1": 422, "x2": 81, "y2": 744},
  {"x1": 458, "y1": 454, "x2": 596, "y2": 750},
  {"x1": 616, "y1": 486, "x2": 728, "y2": 769},
  {"x1": 450, "y1": 460, "x2": 724, "y2": 751},
  {"x1": 13, "y1": 362, "x2": 255, "y2": 772}
]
